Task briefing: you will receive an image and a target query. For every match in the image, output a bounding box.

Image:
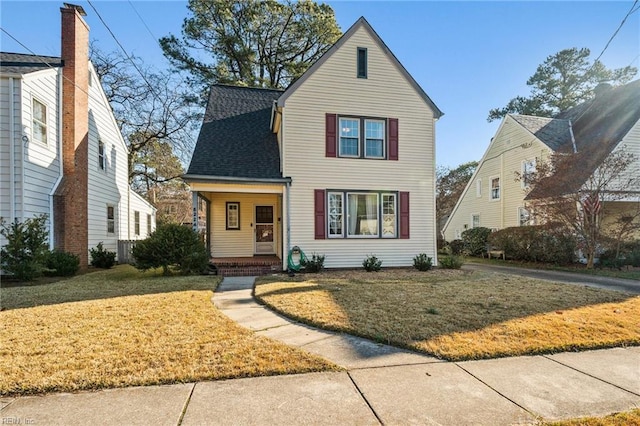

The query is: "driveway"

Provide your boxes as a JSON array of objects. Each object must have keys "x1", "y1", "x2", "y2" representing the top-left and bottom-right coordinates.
[{"x1": 463, "y1": 263, "x2": 640, "y2": 294}]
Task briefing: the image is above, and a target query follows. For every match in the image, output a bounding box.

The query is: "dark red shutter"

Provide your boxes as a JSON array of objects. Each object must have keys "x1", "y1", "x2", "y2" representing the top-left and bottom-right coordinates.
[
  {"x1": 314, "y1": 189, "x2": 326, "y2": 239},
  {"x1": 388, "y1": 118, "x2": 399, "y2": 161},
  {"x1": 326, "y1": 114, "x2": 337, "y2": 157},
  {"x1": 399, "y1": 191, "x2": 409, "y2": 239}
]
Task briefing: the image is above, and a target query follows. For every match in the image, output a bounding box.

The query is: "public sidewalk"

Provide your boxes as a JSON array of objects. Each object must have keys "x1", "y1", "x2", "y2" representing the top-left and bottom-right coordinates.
[{"x1": 1, "y1": 276, "x2": 639, "y2": 425}]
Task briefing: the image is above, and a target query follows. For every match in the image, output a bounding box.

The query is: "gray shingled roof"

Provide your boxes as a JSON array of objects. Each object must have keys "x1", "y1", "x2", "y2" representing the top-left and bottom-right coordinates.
[
  {"x1": 510, "y1": 115, "x2": 573, "y2": 151},
  {"x1": 185, "y1": 85, "x2": 284, "y2": 181},
  {"x1": 1, "y1": 52, "x2": 63, "y2": 74}
]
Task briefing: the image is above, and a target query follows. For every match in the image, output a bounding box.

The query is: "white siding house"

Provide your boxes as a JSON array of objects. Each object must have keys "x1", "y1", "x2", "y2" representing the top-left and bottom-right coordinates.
[
  {"x1": 0, "y1": 4, "x2": 155, "y2": 265},
  {"x1": 184, "y1": 17, "x2": 443, "y2": 272}
]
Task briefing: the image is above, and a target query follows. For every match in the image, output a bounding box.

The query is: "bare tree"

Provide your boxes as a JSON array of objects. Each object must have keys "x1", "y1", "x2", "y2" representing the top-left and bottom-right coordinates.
[{"x1": 524, "y1": 147, "x2": 639, "y2": 268}]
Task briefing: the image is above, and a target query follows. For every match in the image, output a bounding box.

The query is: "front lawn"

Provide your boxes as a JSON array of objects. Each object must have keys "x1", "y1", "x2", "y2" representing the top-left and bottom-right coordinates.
[
  {"x1": 255, "y1": 269, "x2": 640, "y2": 361},
  {"x1": 0, "y1": 266, "x2": 337, "y2": 396},
  {"x1": 547, "y1": 408, "x2": 640, "y2": 426}
]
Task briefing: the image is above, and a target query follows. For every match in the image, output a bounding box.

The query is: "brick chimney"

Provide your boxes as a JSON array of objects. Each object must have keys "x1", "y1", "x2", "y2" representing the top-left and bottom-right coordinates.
[{"x1": 53, "y1": 3, "x2": 90, "y2": 267}]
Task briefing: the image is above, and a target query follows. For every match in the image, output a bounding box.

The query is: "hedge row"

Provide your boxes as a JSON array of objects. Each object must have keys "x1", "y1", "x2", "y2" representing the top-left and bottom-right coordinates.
[{"x1": 487, "y1": 226, "x2": 576, "y2": 265}]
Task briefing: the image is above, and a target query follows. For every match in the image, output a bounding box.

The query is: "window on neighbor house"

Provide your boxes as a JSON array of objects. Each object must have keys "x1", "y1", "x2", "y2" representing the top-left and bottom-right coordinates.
[
  {"x1": 521, "y1": 159, "x2": 536, "y2": 188},
  {"x1": 107, "y1": 205, "x2": 115, "y2": 234},
  {"x1": 491, "y1": 177, "x2": 500, "y2": 200},
  {"x1": 98, "y1": 140, "x2": 106, "y2": 170},
  {"x1": 472, "y1": 214, "x2": 480, "y2": 228},
  {"x1": 327, "y1": 191, "x2": 396, "y2": 238},
  {"x1": 339, "y1": 117, "x2": 385, "y2": 159},
  {"x1": 519, "y1": 207, "x2": 532, "y2": 226},
  {"x1": 134, "y1": 211, "x2": 140, "y2": 236},
  {"x1": 32, "y1": 98, "x2": 48, "y2": 145},
  {"x1": 226, "y1": 202, "x2": 240, "y2": 230},
  {"x1": 357, "y1": 47, "x2": 367, "y2": 78},
  {"x1": 147, "y1": 214, "x2": 152, "y2": 235},
  {"x1": 476, "y1": 179, "x2": 482, "y2": 197}
]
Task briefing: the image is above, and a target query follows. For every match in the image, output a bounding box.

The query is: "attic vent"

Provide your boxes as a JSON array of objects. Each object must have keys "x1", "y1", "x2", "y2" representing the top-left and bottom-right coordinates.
[{"x1": 357, "y1": 47, "x2": 367, "y2": 79}]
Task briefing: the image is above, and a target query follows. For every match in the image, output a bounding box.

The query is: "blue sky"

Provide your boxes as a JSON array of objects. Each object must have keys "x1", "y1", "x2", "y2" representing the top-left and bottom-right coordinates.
[{"x1": 2, "y1": 1, "x2": 638, "y2": 168}]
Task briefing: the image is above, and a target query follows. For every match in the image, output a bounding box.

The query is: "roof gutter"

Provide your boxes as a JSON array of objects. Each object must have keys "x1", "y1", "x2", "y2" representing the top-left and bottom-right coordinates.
[{"x1": 182, "y1": 174, "x2": 292, "y2": 185}]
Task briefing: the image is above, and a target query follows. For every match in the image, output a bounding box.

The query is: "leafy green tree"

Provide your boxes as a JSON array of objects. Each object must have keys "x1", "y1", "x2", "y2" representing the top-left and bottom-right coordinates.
[
  {"x1": 488, "y1": 48, "x2": 637, "y2": 121},
  {"x1": 160, "y1": 0, "x2": 342, "y2": 92}
]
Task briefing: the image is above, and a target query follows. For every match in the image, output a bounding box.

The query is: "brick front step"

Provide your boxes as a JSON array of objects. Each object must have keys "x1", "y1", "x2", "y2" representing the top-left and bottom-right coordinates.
[{"x1": 216, "y1": 266, "x2": 282, "y2": 277}]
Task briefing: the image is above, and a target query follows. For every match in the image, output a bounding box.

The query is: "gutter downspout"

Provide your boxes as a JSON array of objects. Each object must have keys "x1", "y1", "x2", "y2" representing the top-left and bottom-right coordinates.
[
  {"x1": 48, "y1": 69, "x2": 64, "y2": 249},
  {"x1": 9, "y1": 78, "x2": 15, "y2": 221},
  {"x1": 568, "y1": 120, "x2": 577, "y2": 153}
]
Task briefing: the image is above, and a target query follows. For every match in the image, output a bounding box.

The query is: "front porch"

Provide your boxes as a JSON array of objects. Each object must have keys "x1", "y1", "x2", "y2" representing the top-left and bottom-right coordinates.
[{"x1": 211, "y1": 256, "x2": 282, "y2": 277}]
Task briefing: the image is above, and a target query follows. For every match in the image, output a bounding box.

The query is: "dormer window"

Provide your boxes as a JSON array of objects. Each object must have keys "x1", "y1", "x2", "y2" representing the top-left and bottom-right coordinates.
[{"x1": 357, "y1": 47, "x2": 367, "y2": 78}]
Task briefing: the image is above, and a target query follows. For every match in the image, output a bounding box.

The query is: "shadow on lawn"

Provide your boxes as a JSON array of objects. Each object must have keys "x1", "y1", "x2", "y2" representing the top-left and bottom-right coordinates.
[
  {"x1": 0, "y1": 265, "x2": 221, "y2": 310},
  {"x1": 255, "y1": 269, "x2": 639, "y2": 360}
]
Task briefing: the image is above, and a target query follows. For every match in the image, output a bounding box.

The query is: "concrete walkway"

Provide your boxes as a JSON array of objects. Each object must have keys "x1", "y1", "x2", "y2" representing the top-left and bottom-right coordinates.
[{"x1": 2, "y1": 276, "x2": 639, "y2": 425}]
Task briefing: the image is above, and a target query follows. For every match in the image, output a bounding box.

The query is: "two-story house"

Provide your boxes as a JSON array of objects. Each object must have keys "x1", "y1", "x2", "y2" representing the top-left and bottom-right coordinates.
[
  {"x1": 442, "y1": 80, "x2": 640, "y2": 242},
  {"x1": 184, "y1": 17, "x2": 443, "y2": 273},
  {"x1": 0, "y1": 3, "x2": 155, "y2": 267}
]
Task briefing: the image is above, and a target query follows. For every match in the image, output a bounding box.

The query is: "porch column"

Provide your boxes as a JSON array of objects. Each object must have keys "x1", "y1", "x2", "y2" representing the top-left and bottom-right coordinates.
[
  {"x1": 192, "y1": 191, "x2": 199, "y2": 233},
  {"x1": 282, "y1": 181, "x2": 290, "y2": 271}
]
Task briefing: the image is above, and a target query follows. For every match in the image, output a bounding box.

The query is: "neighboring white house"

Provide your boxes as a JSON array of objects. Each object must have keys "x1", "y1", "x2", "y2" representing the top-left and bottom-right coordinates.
[
  {"x1": 184, "y1": 17, "x2": 443, "y2": 272},
  {"x1": 0, "y1": 3, "x2": 155, "y2": 266},
  {"x1": 442, "y1": 80, "x2": 640, "y2": 242}
]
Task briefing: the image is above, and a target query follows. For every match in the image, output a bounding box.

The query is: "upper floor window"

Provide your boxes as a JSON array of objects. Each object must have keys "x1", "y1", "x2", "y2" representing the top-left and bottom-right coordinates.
[
  {"x1": 32, "y1": 98, "x2": 47, "y2": 145},
  {"x1": 98, "y1": 140, "x2": 106, "y2": 170},
  {"x1": 521, "y1": 159, "x2": 536, "y2": 188},
  {"x1": 338, "y1": 117, "x2": 386, "y2": 159},
  {"x1": 357, "y1": 47, "x2": 367, "y2": 78},
  {"x1": 491, "y1": 177, "x2": 501, "y2": 200}
]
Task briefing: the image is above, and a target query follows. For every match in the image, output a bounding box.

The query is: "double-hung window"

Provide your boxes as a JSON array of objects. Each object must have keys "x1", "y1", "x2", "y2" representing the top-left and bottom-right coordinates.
[
  {"x1": 134, "y1": 211, "x2": 140, "y2": 236},
  {"x1": 472, "y1": 214, "x2": 480, "y2": 228},
  {"x1": 519, "y1": 207, "x2": 532, "y2": 226},
  {"x1": 98, "y1": 140, "x2": 106, "y2": 170},
  {"x1": 338, "y1": 117, "x2": 386, "y2": 159},
  {"x1": 491, "y1": 177, "x2": 501, "y2": 200},
  {"x1": 32, "y1": 98, "x2": 47, "y2": 145},
  {"x1": 521, "y1": 159, "x2": 536, "y2": 188},
  {"x1": 339, "y1": 118, "x2": 360, "y2": 157},
  {"x1": 107, "y1": 205, "x2": 115, "y2": 234},
  {"x1": 327, "y1": 191, "x2": 397, "y2": 238}
]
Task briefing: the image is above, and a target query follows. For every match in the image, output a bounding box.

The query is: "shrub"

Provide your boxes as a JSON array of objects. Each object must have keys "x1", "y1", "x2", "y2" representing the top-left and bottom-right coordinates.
[
  {"x1": 439, "y1": 255, "x2": 463, "y2": 269},
  {"x1": 449, "y1": 239, "x2": 464, "y2": 255},
  {"x1": 301, "y1": 253, "x2": 325, "y2": 273},
  {"x1": 45, "y1": 250, "x2": 80, "y2": 277},
  {"x1": 90, "y1": 242, "x2": 116, "y2": 269},
  {"x1": 599, "y1": 240, "x2": 640, "y2": 269},
  {"x1": 0, "y1": 215, "x2": 49, "y2": 281},
  {"x1": 132, "y1": 224, "x2": 209, "y2": 275},
  {"x1": 461, "y1": 227, "x2": 492, "y2": 256},
  {"x1": 362, "y1": 254, "x2": 382, "y2": 272},
  {"x1": 413, "y1": 253, "x2": 433, "y2": 271},
  {"x1": 488, "y1": 225, "x2": 576, "y2": 265}
]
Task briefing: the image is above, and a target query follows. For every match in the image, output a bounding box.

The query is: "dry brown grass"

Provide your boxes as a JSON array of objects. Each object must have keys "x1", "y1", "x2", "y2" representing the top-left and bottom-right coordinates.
[
  {"x1": 0, "y1": 266, "x2": 336, "y2": 396},
  {"x1": 255, "y1": 269, "x2": 640, "y2": 361},
  {"x1": 547, "y1": 409, "x2": 640, "y2": 426}
]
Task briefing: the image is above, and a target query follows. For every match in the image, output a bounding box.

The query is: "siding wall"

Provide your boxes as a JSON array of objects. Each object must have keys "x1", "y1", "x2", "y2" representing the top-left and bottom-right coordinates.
[
  {"x1": 443, "y1": 116, "x2": 551, "y2": 241},
  {"x1": 1, "y1": 70, "x2": 62, "y2": 248},
  {"x1": 282, "y1": 26, "x2": 437, "y2": 267},
  {"x1": 207, "y1": 192, "x2": 281, "y2": 258},
  {"x1": 128, "y1": 190, "x2": 156, "y2": 240}
]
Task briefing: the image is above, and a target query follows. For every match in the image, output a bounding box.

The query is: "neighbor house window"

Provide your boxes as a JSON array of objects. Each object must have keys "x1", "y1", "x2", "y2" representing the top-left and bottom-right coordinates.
[
  {"x1": 147, "y1": 214, "x2": 152, "y2": 235},
  {"x1": 476, "y1": 179, "x2": 482, "y2": 197},
  {"x1": 32, "y1": 98, "x2": 47, "y2": 145},
  {"x1": 519, "y1": 207, "x2": 532, "y2": 226},
  {"x1": 226, "y1": 202, "x2": 240, "y2": 230},
  {"x1": 491, "y1": 177, "x2": 501, "y2": 200},
  {"x1": 472, "y1": 214, "x2": 480, "y2": 228},
  {"x1": 98, "y1": 140, "x2": 106, "y2": 170},
  {"x1": 521, "y1": 159, "x2": 536, "y2": 188},
  {"x1": 107, "y1": 205, "x2": 115, "y2": 234},
  {"x1": 339, "y1": 118, "x2": 360, "y2": 157},
  {"x1": 134, "y1": 211, "x2": 140, "y2": 236},
  {"x1": 357, "y1": 47, "x2": 367, "y2": 78}
]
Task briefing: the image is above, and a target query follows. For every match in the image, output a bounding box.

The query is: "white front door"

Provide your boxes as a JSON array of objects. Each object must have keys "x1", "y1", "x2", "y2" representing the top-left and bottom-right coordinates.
[{"x1": 254, "y1": 205, "x2": 275, "y2": 254}]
